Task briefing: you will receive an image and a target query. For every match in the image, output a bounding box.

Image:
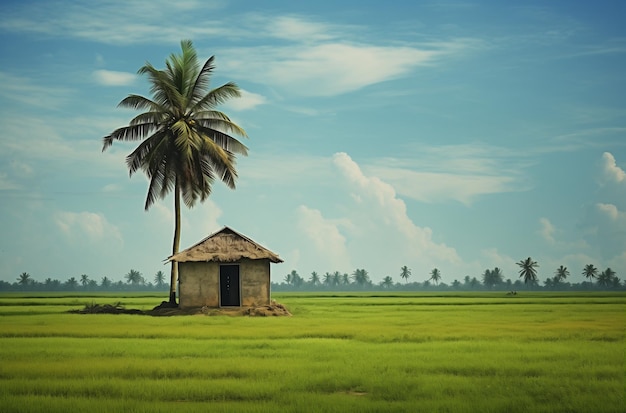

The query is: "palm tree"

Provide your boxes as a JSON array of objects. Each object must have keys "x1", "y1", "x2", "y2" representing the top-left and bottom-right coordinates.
[
  {"x1": 154, "y1": 270, "x2": 166, "y2": 288},
  {"x1": 100, "y1": 276, "x2": 111, "y2": 289},
  {"x1": 597, "y1": 268, "x2": 616, "y2": 288},
  {"x1": 582, "y1": 264, "x2": 598, "y2": 281},
  {"x1": 429, "y1": 268, "x2": 441, "y2": 286},
  {"x1": 65, "y1": 277, "x2": 78, "y2": 290},
  {"x1": 381, "y1": 276, "x2": 394, "y2": 289},
  {"x1": 323, "y1": 272, "x2": 332, "y2": 286},
  {"x1": 400, "y1": 266, "x2": 411, "y2": 284},
  {"x1": 17, "y1": 272, "x2": 31, "y2": 286},
  {"x1": 342, "y1": 273, "x2": 350, "y2": 285},
  {"x1": 332, "y1": 271, "x2": 342, "y2": 286},
  {"x1": 284, "y1": 272, "x2": 293, "y2": 285},
  {"x1": 102, "y1": 40, "x2": 248, "y2": 305},
  {"x1": 352, "y1": 268, "x2": 370, "y2": 286},
  {"x1": 80, "y1": 274, "x2": 89, "y2": 287},
  {"x1": 308, "y1": 271, "x2": 320, "y2": 286},
  {"x1": 554, "y1": 265, "x2": 569, "y2": 283},
  {"x1": 517, "y1": 257, "x2": 539, "y2": 286},
  {"x1": 125, "y1": 269, "x2": 144, "y2": 285},
  {"x1": 483, "y1": 268, "x2": 504, "y2": 289}
]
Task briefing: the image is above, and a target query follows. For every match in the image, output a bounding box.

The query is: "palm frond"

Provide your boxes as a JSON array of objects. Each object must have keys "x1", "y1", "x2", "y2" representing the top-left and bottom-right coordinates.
[
  {"x1": 102, "y1": 123, "x2": 155, "y2": 152},
  {"x1": 125, "y1": 130, "x2": 166, "y2": 175},
  {"x1": 197, "y1": 124, "x2": 248, "y2": 156},
  {"x1": 196, "y1": 114, "x2": 248, "y2": 138},
  {"x1": 130, "y1": 111, "x2": 165, "y2": 126},
  {"x1": 191, "y1": 82, "x2": 242, "y2": 112},
  {"x1": 189, "y1": 55, "x2": 215, "y2": 106},
  {"x1": 118, "y1": 94, "x2": 160, "y2": 111}
]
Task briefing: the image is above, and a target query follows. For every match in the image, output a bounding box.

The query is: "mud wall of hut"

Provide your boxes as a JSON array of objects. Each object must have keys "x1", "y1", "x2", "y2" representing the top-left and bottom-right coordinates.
[{"x1": 178, "y1": 258, "x2": 271, "y2": 309}]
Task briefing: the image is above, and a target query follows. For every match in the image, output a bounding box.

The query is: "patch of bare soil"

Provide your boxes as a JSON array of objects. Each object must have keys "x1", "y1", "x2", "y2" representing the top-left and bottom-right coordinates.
[{"x1": 69, "y1": 301, "x2": 291, "y2": 317}]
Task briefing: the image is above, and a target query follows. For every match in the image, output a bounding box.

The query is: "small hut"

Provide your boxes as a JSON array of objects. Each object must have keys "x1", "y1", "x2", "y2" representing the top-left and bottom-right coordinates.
[{"x1": 168, "y1": 226, "x2": 283, "y2": 309}]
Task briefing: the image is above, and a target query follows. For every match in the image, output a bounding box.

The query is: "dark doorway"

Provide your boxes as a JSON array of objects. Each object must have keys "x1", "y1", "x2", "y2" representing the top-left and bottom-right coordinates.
[{"x1": 220, "y1": 265, "x2": 240, "y2": 306}]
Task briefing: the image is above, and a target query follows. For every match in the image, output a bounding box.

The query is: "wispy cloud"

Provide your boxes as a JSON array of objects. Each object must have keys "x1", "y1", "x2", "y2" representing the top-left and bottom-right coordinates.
[
  {"x1": 93, "y1": 70, "x2": 136, "y2": 86},
  {"x1": 0, "y1": 72, "x2": 72, "y2": 108},
  {"x1": 365, "y1": 143, "x2": 531, "y2": 204},
  {"x1": 223, "y1": 89, "x2": 267, "y2": 111},
  {"x1": 221, "y1": 41, "x2": 471, "y2": 97},
  {"x1": 55, "y1": 210, "x2": 123, "y2": 244},
  {"x1": 1, "y1": 3, "x2": 479, "y2": 97},
  {"x1": 0, "y1": 0, "x2": 227, "y2": 44}
]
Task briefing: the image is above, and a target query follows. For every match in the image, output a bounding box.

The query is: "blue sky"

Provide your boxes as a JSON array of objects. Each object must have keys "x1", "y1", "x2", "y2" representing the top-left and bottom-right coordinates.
[{"x1": 0, "y1": 0, "x2": 624, "y2": 285}]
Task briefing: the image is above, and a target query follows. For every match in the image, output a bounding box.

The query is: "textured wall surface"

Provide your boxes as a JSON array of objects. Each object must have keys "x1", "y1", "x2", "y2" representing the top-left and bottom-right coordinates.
[{"x1": 178, "y1": 259, "x2": 271, "y2": 309}]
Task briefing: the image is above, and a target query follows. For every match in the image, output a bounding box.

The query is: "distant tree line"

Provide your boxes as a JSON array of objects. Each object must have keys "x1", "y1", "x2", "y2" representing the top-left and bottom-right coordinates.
[
  {"x1": 4, "y1": 258, "x2": 622, "y2": 293},
  {"x1": 272, "y1": 259, "x2": 623, "y2": 292},
  {"x1": 2, "y1": 270, "x2": 170, "y2": 292}
]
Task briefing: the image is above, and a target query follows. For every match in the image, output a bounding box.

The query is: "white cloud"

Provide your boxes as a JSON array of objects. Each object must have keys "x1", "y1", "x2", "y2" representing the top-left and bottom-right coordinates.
[
  {"x1": 596, "y1": 203, "x2": 623, "y2": 221},
  {"x1": 223, "y1": 89, "x2": 267, "y2": 111},
  {"x1": 539, "y1": 217, "x2": 556, "y2": 244},
  {"x1": 263, "y1": 15, "x2": 339, "y2": 42},
  {"x1": 55, "y1": 211, "x2": 123, "y2": 244},
  {"x1": 367, "y1": 168, "x2": 519, "y2": 205},
  {"x1": 0, "y1": 1, "x2": 227, "y2": 44},
  {"x1": 332, "y1": 152, "x2": 461, "y2": 266},
  {"x1": 296, "y1": 205, "x2": 352, "y2": 271},
  {"x1": 93, "y1": 70, "x2": 136, "y2": 86},
  {"x1": 223, "y1": 43, "x2": 443, "y2": 97},
  {"x1": 601, "y1": 152, "x2": 625, "y2": 184}
]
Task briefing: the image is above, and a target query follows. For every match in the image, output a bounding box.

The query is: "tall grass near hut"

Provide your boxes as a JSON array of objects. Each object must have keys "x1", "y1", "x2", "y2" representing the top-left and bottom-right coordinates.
[{"x1": 0, "y1": 292, "x2": 623, "y2": 412}]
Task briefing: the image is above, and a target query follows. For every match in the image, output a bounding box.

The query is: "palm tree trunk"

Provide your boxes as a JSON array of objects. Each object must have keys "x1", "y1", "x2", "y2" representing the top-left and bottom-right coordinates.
[{"x1": 169, "y1": 179, "x2": 181, "y2": 305}]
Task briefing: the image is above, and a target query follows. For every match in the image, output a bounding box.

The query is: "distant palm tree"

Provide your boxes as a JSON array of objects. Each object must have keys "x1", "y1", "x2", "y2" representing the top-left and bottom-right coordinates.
[
  {"x1": 597, "y1": 268, "x2": 616, "y2": 288},
  {"x1": 102, "y1": 40, "x2": 248, "y2": 305},
  {"x1": 125, "y1": 269, "x2": 144, "y2": 285},
  {"x1": 309, "y1": 271, "x2": 320, "y2": 286},
  {"x1": 154, "y1": 270, "x2": 166, "y2": 287},
  {"x1": 554, "y1": 265, "x2": 569, "y2": 283},
  {"x1": 101, "y1": 276, "x2": 111, "y2": 289},
  {"x1": 80, "y1": 274, "x2": 89, "y2": 287},
  {"x1": 17, "y1": 272, "x2": 31, "y2": 286},
  {"x1": 323, "y1": 272, "x2": 332, "y2": 286},
  {"x1": 65, "y1": 277, "x2": 78, "y2": 290},
  {"x1": 400, "y1": 266, "x2": 411, "y2": 284},
  {"x1": 517, "y1": 257, "x2": 539, "y2": 285},
  {"x1": 332, "y1": 271, "x2": 342, "y2": 286},
  {"x1": 429, "y1": 268, "x2": 441, "y2": 286},
  {"x1": 284, "y1": 272, "x2": 292, "y2": 285},
  {"x1": 351, "y1": 268, "x2": 370, "y2": 286},
  {"x1": 342, "y1": 273, "x2": 350, "y2": 285},
  {"x1": 582, "y1": 264, "x2": 598, "y2": 281},
  {"x1": 610, "y1": 275, "x2": 621, "y2": 289},
  {"x1": 483, "y1": 268, "x2": 505, "y2": 289},
  {"x1": 381, "y1": 276, "x2": 394, "y2": 289}
]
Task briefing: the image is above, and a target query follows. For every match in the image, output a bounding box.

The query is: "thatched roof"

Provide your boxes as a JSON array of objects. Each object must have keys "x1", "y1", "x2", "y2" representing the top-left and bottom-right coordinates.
[{"x1": 167, "y1": 226, "x2": 283, "y2": 263}]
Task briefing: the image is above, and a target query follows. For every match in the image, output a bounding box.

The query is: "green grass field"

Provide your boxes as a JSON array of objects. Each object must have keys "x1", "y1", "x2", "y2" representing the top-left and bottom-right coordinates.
[{"x1": 0, "y1": 292, "x2": 624, "y2": 413}]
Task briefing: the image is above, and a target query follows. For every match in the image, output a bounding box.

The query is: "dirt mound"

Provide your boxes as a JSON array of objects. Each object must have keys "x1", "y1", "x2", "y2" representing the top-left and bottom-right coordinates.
[
  {"x1": 242, "y1": 302, "x2": 291, "y2": 317},
  {"x1": 69, "y1": 302, "x2": 143, "y2": 315},
  {"x1": 69, "y1": 301, "x2": 291, "y2": 317}
]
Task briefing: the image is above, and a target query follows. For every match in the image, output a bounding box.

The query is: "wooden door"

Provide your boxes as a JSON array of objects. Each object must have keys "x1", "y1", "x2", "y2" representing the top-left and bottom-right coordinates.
[{"x1": 219, "y1": 264, "x2": 240, "y2": 306}]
